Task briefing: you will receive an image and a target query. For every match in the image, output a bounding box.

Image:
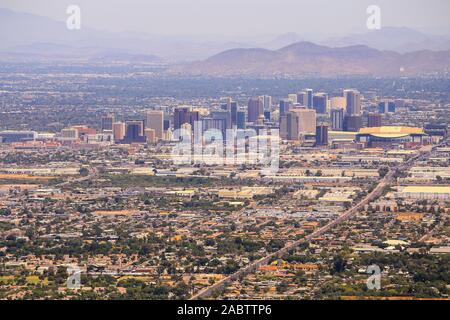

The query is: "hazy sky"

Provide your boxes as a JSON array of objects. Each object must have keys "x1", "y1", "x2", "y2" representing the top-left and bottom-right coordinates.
[{"x1": 1, "y1": 0, "x2": 449, "y2": 36}]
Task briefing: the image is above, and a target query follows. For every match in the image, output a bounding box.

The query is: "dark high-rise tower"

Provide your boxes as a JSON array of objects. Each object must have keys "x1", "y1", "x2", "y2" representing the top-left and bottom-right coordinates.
[
  {"x1": 163, "y1": 119, "x2": 170, "y2": 131},
  {"x1": 344, "y1": 115, "x2": 362, "y2": 132},
  {"x1": 237, "y1": 111, "x2": 246, "y2": 129},
  {"x1": 305, "y1": 89, "x2": 313, "y2": 108},
  {"x1": 247, "y1": 97, "x2": 264, "y2": 122},
  {"x1": 230, "y1": 101, "x2": 238, "y2": 127},
  {"x1": 101, "y1": 114, "x2": 115, "y2": 131},
  {"x1": 367, "y1": 113, "x2": 382, "y2": 127},
  {"x1": 313, "y1": 93, "x2": 328, "y2": 114},
  {"x1": 316, "y1": 125, "x2": 329, "y2": 146},
  {"x1": 378, "y1": 100, "x2": 396, "y2": 113},
  {"x1": 174, "y1": 107, "x2": 199, "y2": 130},
  {"x1": 279, "y1": 99, "x2": 292, "y2": 116},
  {"x1": 120, "y1": 120, "x2": 146, "y2": 143}
]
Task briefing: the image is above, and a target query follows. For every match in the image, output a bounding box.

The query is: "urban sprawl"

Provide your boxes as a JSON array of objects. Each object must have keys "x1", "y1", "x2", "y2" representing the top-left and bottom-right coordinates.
[{"x1": 0, "y1": 70, "x2": 449, "y2": 300}]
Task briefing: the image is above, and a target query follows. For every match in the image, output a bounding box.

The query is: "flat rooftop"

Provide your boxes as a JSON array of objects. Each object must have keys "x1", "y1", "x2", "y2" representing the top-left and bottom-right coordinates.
[{"x1": 400, "y1": 186, "x2": 450, "y2": 194}]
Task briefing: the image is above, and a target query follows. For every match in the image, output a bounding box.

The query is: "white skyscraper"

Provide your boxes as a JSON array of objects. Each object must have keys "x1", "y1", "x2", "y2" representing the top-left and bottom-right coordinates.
[
  {"x1": 263, "y1": 95, "x2": 272, "y2": 110},
  {"x1": 344, "y1": 89, "x2": 361, "y2": 116}
]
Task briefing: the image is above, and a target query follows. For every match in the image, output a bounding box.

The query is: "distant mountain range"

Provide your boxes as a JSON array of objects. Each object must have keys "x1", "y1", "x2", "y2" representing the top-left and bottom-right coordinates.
[
  {"x1": 172, "y1": 42, "x2": 450, "y2": 77},
  {"x1": 1, "y1": 7, "x2": 450, "y2": 76},
  {"x1": 0, "y1": 8, "x2": 252, "y2": 62},
  {"x1": 323, "y1": 27, "x2": 450, "y2": 53}
]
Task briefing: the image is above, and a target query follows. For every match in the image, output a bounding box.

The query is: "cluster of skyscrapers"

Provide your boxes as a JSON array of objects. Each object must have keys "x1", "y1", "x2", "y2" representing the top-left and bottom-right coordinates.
[
  {"x1": 89, "y1": 88, "x2": 403, "y2": 148},
  {"x1": 101, "y1": 111, "x2": 164, "y2": 144}
]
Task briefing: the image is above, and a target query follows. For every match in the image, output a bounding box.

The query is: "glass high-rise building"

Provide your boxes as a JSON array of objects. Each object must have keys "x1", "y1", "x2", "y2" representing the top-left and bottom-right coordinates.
[
  {"x1": 331, "y1": 109, "x2": 344, "y2": 131},
  {"x1": 230, "y1": 101, "x2": 238, "y2": 127},
  {"x1": 174, "y1": 107, "x2": 199, "y2": 130},
  {"x1": 279, "y1": 99, "x2": 292, "y2": 116},
  {"x1": 121, "y1": 120, "x2": 146, "y2": 143},
  {"x1": 263, "y1": 95, "x2": 272, "y2": 110},
  {"x1": 343, "y1": 115, "x2": 363, "y2": 132},
  {"x1": 305, "y1": 89, "x2": 313, "y2": 108},
  {"x1": 313, "y1": 93, "x2": 328, "y2": 114},
  {"x1": 378, "y1": 100, "x2": 396, "y2": 113},
  {"x1": 237, "y1": 111, "x2": 246, "y2": 129},
  {"x1": 344, "y1": 89, "x2": 361, "y2": 116},
  {"x1": 101, "y1": 114, "x2": 115, "y2": 131},
  {"x1": 316, "y1": 125, "x2": 329, "y2": 146},
  {"x1": 247, "y1": 97, "x2": 264, "y2": 122}
]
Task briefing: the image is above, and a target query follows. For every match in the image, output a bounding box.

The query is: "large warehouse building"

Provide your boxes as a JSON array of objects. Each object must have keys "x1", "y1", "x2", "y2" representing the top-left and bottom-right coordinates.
[{"x1": 394, "y1": 186, "x2": 450, "y2": 201}]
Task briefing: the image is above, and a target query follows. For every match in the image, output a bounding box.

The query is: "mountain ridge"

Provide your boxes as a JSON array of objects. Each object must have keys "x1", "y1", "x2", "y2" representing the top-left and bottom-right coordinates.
[
  {"x1": 1, "y1": 7, "x2": 450, "y2": 64},
  {"x1": 171, "y1": 41, "x2": 450, "y2": 77}
]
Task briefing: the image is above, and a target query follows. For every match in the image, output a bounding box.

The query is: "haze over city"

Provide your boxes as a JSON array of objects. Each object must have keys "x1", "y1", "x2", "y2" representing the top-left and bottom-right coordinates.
[
  {"x1": 0, "y1": 0, "x2": 449, "y2": 309},
  {"x1": 1, "y1": 0, "x2": 450, "y2": 36}
]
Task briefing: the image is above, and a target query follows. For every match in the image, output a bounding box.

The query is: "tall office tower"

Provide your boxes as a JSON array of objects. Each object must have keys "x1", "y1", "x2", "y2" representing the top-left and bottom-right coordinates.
[
  {"x1": 122, "y1": 120, "x2": 146, "y2": 143},
  {"x1": 146, "y1": 110, "x2": 164, "y2": 140},
  {"x1": 279, "y1": 99, "x2": 292, "y2": 116},
  {"x1": 247, "y1": 97, "x2": 264, "y2": 122},
  {"x1": 202, "y1": 118, "x2": 227, "y2": 138},
  {"x1": 112, "y1": 122, "x2": 126, "y2": 143},
  {"x1": 163, "y1": 119, "x2": 170, "y2": 131},
  {"x1": 279, "y1": 115, "x2": 288, "y2": 140},
  {"x1": 128, "y1": 120, "x2": 144, "y2": 136},
  {"x1": 378, "y1": 100, "x2": 396, "y2": 113},
  {"x1": 367, "y1": 113, "x2": 382, "y2": 127},
  {"x1": 331, "y1": 108, "x2": 344, "y2": 131},
  {"x1": 305, "y1": 89, "x2": 314, "y2": 108},
  {"x1": 101, "y1": 114, "x2": 115, "y2": 131},
  {"x1": 211, "y1": 110, "x2": 231, "y2": 139},
  {"x1": 212, "y1": 110, "x2": 231, "y2": 128},
  {"x1": 230, "y1": 101, "x2": 238, "y2": 127},
  {"x1": 286, "y1": 112, "x2": 298, "y2": 140},
  {"x1": 296, "y1": 108, "x2": 316, "y2": 134},
  {"x1": 173, "y1": 107, "x2": 199, "y2": 130},
  {"x1": 343, "y1": 115, "x2": 362, "y2": 132},
  {"x1": 316, "y1": 125, "x2": 329, "y2": 146},
  {"x1": 287, "y1": 108, "x2": 316, "y2": 140},
  {"x1": 313, "y1": 93, "x2": 328, "y2": 114},
  {"x1": 189, "y1": 111, "x2": 199, "y2": 129},
  {"x1": 237, "y1": 110, "x2": 246, "y2": 129},
  {"x1": 344, "y1": 89, "x2": 362, "y2": 116},
  {"x1": 263, "y1": 95, "x2": 272, "y2": 111},
  {"x1": 297, "y1": 92, "x2": 307, "y2": 106},
  {"x1": 144, "y1": 128, "x2": 156, "y2": 144},
  {"x1": 174, "y1": 107, "x2": 189, "y2": 130},
  {"x1": 288, "y1": 94, "x2": 298, "y2": 104}
]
